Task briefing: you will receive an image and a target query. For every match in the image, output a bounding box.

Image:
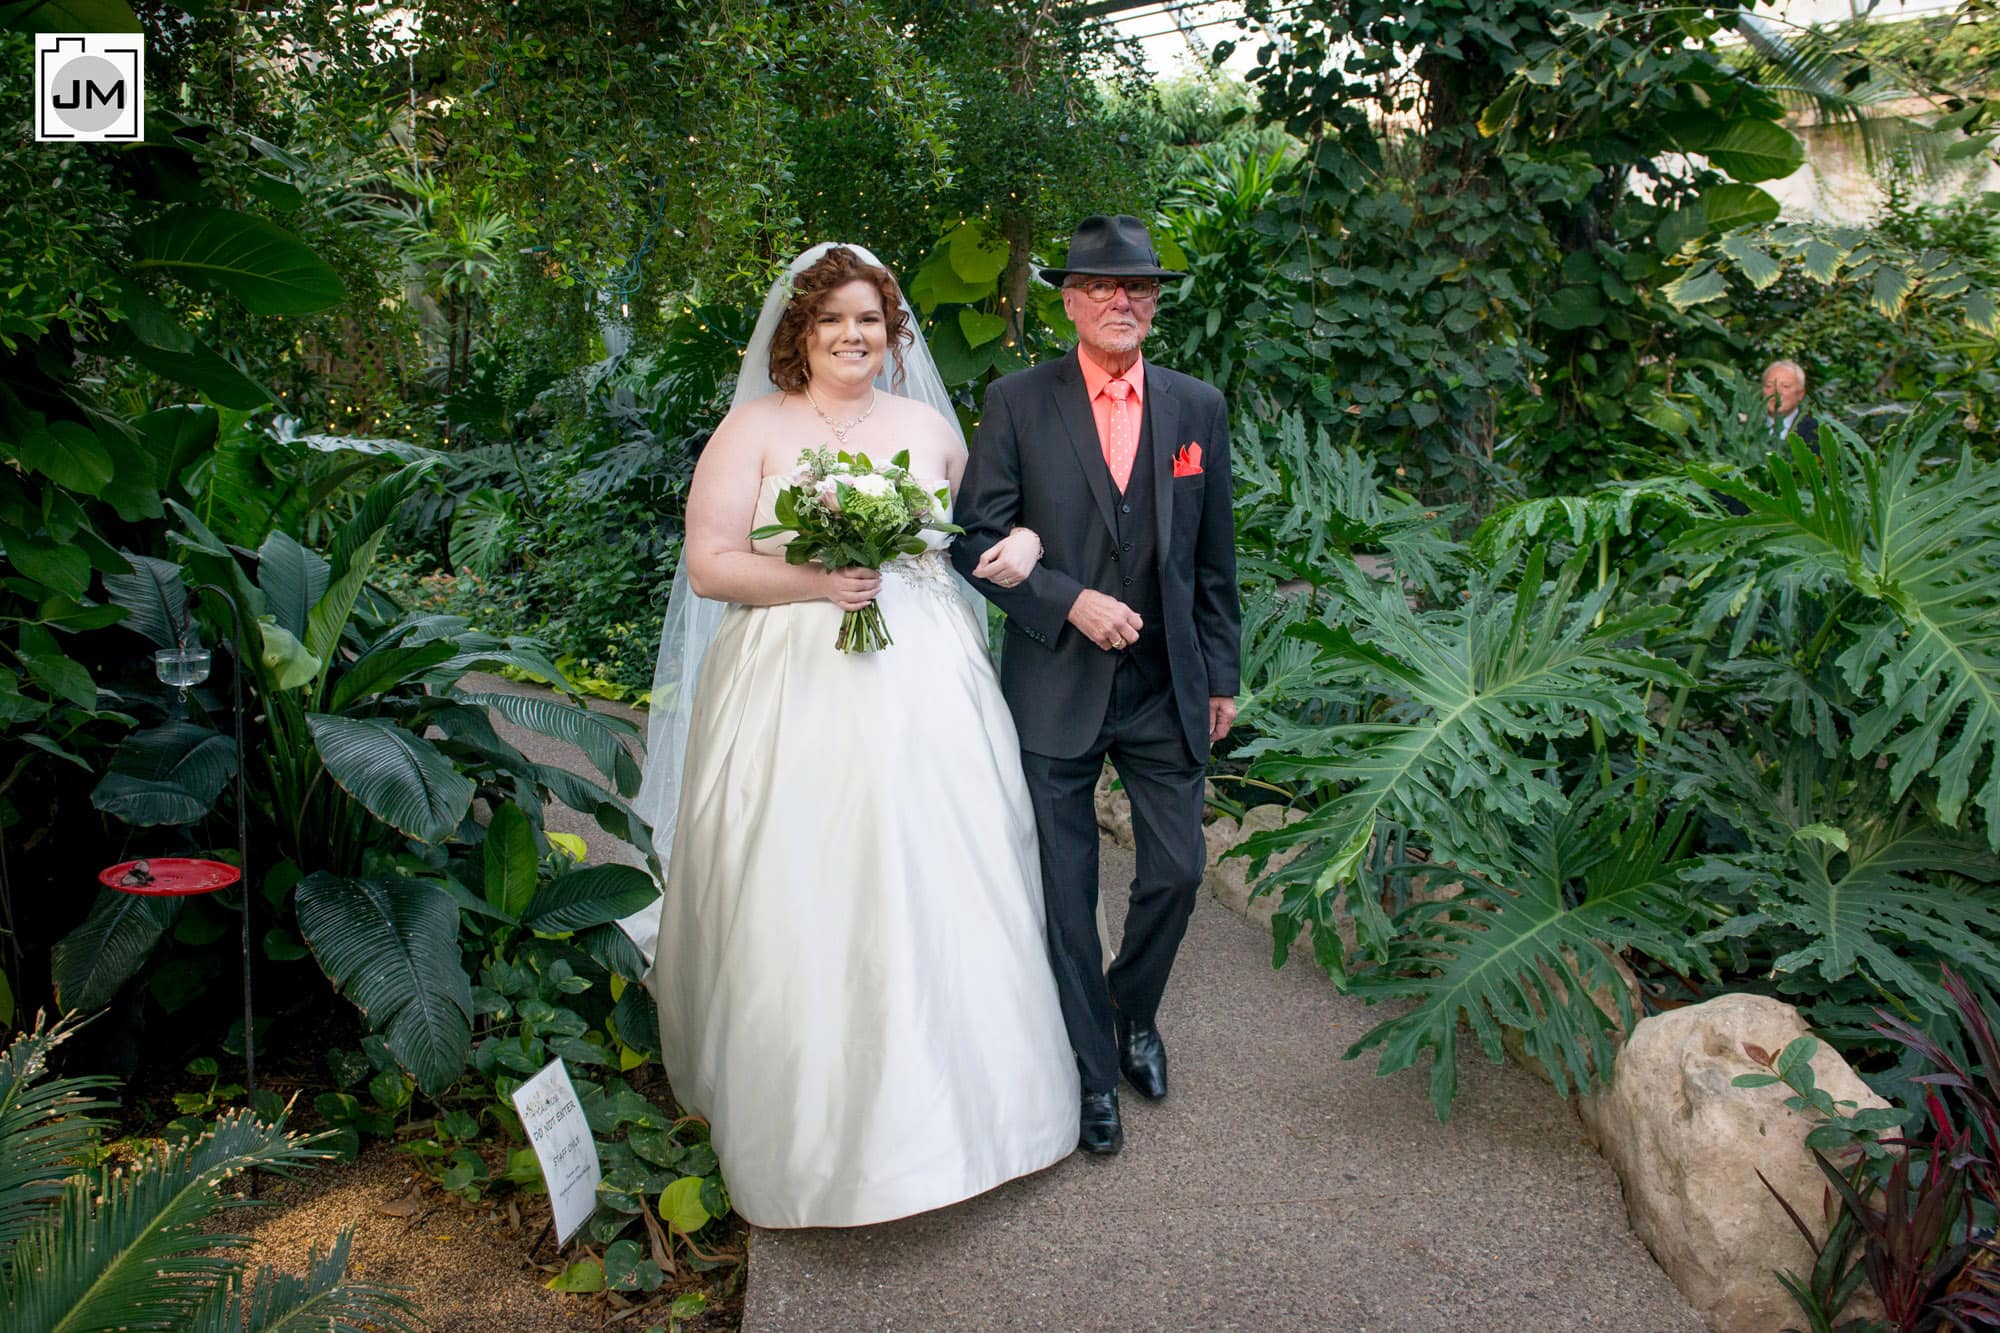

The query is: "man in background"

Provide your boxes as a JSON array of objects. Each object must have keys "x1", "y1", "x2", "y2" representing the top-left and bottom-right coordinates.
[{"x1": 1761, "y1": 359, "x2": 1819, "y2": 451}]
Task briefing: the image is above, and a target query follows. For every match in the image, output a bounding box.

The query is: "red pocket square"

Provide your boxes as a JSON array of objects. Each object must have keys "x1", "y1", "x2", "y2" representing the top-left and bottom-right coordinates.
[{"x1": 1173, "y1": 442, "x2": 1204, "y2": 478}]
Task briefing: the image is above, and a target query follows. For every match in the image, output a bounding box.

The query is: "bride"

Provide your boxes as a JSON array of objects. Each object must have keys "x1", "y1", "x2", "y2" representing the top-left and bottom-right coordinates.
[{"x1": 632, "y1": 243, "x2": 1080, "y2": 1228}]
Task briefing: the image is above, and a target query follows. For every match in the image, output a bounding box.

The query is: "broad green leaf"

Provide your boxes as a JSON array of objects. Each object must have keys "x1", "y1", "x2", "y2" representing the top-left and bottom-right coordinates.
[
  {"x1": 958, "y1": 308, "x2": 1006, "y2": 349},
  {"x1": 255, "y1": 531, "x2": 329, "y2": 640},
  {"x1": 295, "y1": 873, "x2": 472, "y2": 1096},
  {"x1": 1869, "y1": 264, "x2": 1914, "y2": 318},
  {"x1": 1677, "y1": 119, "x2": 1806, "y2": 183},
  {"x1": 51, "y1": 891, "x2": 181, "y2": 1013},
  {"x1": 945, "y1": 220, "x2": 1009, "y2": 285},
  {"x1": 520, "y1": 865, "x2": 659, "y2": 934},
  {"x1": 1720, "y1": 235, "x2": 1782, "y2": 290},
  {"x1": 484, "y1": 802, "x2": 538, "y2": 920},
  {"x1": 306, "y1": 714, "x2": 475, "y2": 844},
  {"x1": 91, "y1": 721, "x2": 236, "y2": 826},
  {"x1": 13, "y1": 420, "x2": 112, "y2": 495},
  {"x1": 113, "y1": 327, "x2": 277, "y2": 410},
  {"x1": 257, "y1": 617, "x2": 321, "y2": 691},
  {"x1": 101, "y1": 553, "x2": 188, "y2": 648},
  {"x1": 657, "y1": 1175, "x2": 711, "y2": 1233},
  {"x1": 1663, "y1": 264, "x2": 1728, "y2": 309},
  {"x1": 1698, "y1": 185, "x2": 1781, "y2": 233},
  {"x1": 129, "y1": 207, "x2": 346, "y2": 315},
  {"x1": 456, "y1": 690, "x2": 642, "y2": 796},
  {"x1": 2, "y1": 527, "x2": 89, "y2": 598},
  {"x1": 1799, "y1": 238, "x2": 1844, "y2": 283}
]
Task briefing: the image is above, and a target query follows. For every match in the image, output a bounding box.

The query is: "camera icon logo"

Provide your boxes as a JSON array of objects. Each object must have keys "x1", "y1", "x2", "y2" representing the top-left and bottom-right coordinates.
[{"x1": 36, "y1": 34, "x2": 145, "y2": 142}]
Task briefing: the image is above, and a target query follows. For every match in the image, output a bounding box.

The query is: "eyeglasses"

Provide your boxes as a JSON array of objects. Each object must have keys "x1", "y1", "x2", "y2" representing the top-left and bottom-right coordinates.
[{"x1": 1067, "y1": 277, "x2": 1163, "y2": 305}]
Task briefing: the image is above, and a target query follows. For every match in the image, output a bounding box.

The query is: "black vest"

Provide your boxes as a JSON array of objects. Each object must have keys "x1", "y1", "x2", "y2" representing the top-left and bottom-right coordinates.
[{"x1": 1107, "y1": 397, "x2": 1170, "y2": 693}]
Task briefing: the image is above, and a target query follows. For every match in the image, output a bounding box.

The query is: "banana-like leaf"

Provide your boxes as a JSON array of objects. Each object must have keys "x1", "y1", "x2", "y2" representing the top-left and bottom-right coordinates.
[
  {"x1": 257, "y1": 618, "x2": 322, "y2": 692},
  {"x1": 50, "y1": 890, "x2": 182, "y2": 1014},
  {"x1": 101, "y1": 553, "x2": 188, "y2": 648},
  {"x1": 128, "y1": 207, "x2": 346, "y2": 315},
  {"x1": 294, "y1": 873, "x2": 471, "y2": 1095},
  {"x1": 0, "y1": 1014, "x2": 118, "y2": 1260},
  {"x1": 91, "y1": 720, "x2": 236, "y2": 826},
  {"x1": 1245, "y1": 548, "x2": 1686, "y2": 963},
  {"x1": 1344, "y1": 788, "x2": 1706, "y2": 1119},
  {"x1": 305, "y1": 714, "x2": 474, "y2": 844},
  {"x1": 255, "y1": 531, "x2": 329, "y2": 641},
  {"x1": 0, "y1": 1110, "x2": 332, "y2": 1330},
  {"x1": 1686, "y1": 411, "x2": 2000, "y2": 847},
  {"x1": 520, "y1": 865, "x2": 660, "y2": 934},
  {"x1": 530, "y1": 763, "x2": 659, "y2": 870},
  {"x1": 456, "y1": 690, "x2": 642, "y2": 796}
]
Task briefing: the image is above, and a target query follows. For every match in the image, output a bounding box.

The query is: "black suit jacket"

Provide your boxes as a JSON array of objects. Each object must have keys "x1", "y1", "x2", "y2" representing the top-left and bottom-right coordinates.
[{"x1": 951, "y1": 349, "x2": 1240, "y2": 759}]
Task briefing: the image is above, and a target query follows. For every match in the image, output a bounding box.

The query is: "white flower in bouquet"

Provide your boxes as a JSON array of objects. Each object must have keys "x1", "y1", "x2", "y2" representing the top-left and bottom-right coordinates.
[{"x1": 749, "y1": 447, "x2": 963, "y2": 652}]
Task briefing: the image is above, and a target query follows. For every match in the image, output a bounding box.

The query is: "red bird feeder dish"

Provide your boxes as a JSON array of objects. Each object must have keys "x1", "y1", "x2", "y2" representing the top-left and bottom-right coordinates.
[{"x1": 99, "y1": 857, "x2": 241, "y2": 897}]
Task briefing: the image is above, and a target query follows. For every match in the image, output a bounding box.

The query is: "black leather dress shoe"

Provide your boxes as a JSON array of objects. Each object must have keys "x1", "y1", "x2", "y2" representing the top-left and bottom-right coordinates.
[
  {"x1": 1079, "y1": 1091, "x2": 1122, "y2": 1155},
  {"x1": 1118, "y1": 1017, "x2": 1169, "y2": 1100}
]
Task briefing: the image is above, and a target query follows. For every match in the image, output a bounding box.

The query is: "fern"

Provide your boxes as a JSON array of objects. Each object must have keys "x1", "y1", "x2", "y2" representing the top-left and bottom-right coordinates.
[
  {"x1": 1344, "y1": 784, "x2": 1707, "y2": 1119},
  {"x1": 1242, "y1": 546, "x2": 1687, "y2": 976},
  {"x1": 1686, "y1": 409, "x2": 2000, "y2": 847}
]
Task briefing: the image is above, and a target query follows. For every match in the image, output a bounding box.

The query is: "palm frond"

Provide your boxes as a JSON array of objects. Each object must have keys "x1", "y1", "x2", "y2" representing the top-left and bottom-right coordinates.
[
  {"x1": 186, "y1": 1228, "x2": 422, "y2": 1333},
  {"x1": 0, "y1": 1014, "x2": 117, "y2": 1264},
  {"x1": 0, "y1": 1111, "x2": 331, "y2": 1331}
]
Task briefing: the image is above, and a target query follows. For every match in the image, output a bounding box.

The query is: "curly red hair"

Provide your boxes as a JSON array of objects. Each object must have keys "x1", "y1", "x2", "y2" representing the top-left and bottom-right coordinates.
[{"x1": 767, "y1": 247, "x2": 910, "y2": 394}]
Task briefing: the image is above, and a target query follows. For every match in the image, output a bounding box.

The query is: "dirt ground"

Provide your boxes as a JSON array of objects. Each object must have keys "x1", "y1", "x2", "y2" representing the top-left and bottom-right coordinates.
[{"x1": 236, "y1": 1142, "x2": 745, "y2": 1331}]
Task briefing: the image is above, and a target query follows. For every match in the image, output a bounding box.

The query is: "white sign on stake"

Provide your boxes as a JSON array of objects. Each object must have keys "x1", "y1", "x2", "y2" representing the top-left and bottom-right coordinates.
[{"x1": 510, "y1": 1058, "x2": 601, "y2": 1246}]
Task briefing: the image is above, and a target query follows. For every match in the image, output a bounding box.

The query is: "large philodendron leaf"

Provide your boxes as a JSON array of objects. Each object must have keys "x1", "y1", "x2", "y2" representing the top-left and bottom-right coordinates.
[
  {"x1": 1687, "y1": 411, "x2": 2000, "y2": 847},
  {"x1": 294, "y1": 873, "x2": 471, "y2": 1095},
  {"x1": 305, "y1": 714, "x2": 474, "y2": 844},
  {"x1": 1241, "y1": 547, "x2": 1686, "y2": 969},
  {"x1": 50, "y1": 890, "x2": 183, "y2": 1014},
  {"x1": 456, "y1": 690, "x2": 643, "y2": 796},
  {"x1": 1685, "y1": 733, "x2": 2000, "y2": 1016},
  {"x1": 1343, "y1": 789, "x2": 1707, "y2": 1120},
  {"x1": 91, "y1": 720, "x2": 236, "y2": 826},
  {"x1": 128, "y1": 207, "x2": 346, "y2": 315}
]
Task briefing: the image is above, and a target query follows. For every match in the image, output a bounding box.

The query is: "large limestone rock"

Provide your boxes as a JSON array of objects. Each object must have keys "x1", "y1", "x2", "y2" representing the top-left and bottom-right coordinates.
[
  {"x1": 1579, "y1": 992, "x2": 1889, "y2": 1333},
  {"x1": 1200, "y1": 805, "x2": 1306, "y2": 926}
]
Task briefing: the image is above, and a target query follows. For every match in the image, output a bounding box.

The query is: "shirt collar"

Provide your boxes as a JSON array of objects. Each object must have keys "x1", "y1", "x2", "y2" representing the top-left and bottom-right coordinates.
[{"x1": 1078, "y1": 347, "x2": 1145, "y2": 404}]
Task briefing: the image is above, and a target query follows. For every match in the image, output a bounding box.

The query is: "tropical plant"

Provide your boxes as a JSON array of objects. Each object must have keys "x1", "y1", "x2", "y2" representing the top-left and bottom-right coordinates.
[
  {"x1": 53, "y1": 460, "x2": 661, "y2": 1093},
  {"x1": 1758, "y1": 969, "x2": 2000, "y2": 1332},
  {"x1": 0, "y1": 1012, "x2": 421, "y2": 1331}
]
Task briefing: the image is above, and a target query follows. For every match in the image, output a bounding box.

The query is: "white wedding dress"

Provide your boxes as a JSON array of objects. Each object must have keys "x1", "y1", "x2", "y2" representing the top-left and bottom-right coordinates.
[{"x1": 649, "y1": 475, "x2": 1080, "y2": 1229}]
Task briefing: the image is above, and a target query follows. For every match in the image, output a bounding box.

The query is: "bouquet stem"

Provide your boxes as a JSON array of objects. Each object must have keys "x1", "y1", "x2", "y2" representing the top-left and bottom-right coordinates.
[{"x1": 837, "y1": 602, "x2": 894, "y2": 653}]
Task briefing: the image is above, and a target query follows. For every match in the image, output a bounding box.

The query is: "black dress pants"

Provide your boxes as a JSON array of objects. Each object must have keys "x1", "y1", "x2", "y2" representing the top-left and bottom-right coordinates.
[{"x1": 1020, "y1": 664, "x2": 1207, "y2": 1095}]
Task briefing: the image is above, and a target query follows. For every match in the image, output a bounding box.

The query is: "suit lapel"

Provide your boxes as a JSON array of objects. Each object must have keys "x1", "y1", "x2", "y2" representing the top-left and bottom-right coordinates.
[
  {"x1": 1146, "y1": 365, "x2": 1177, "y2": 571},
  {"x1": 1054, "y1": 350, "x2": 1116, "y2": 538}
]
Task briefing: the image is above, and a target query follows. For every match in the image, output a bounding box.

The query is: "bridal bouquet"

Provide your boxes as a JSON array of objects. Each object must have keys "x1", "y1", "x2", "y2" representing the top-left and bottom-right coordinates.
[{"x1": 751, "y1": 448, "x2": 962, "y2": 653}]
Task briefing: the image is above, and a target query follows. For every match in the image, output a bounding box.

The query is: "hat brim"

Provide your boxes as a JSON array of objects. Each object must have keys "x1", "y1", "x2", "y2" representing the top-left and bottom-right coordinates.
[{"x1": 1039, "y1": 264, "x2": 1185, "y2": 284}]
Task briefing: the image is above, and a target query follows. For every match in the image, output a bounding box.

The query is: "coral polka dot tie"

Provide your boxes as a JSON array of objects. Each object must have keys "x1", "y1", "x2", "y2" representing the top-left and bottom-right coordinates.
[{"x1": 1102, "y1": 377, "x2": 1137, "y2": 492}]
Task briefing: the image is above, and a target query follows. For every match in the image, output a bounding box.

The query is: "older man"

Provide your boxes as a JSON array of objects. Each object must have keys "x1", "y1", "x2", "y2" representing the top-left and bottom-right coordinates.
[
  {"x1": 951, "y1": 216, "x2": 1241, "y2": 1156},
  {"x1": 1761, "y1": 358, "x2": 1819, "y2": 450}
]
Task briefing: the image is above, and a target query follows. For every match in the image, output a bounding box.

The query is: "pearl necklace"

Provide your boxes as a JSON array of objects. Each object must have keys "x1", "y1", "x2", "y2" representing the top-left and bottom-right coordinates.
[{"x1": 806, "y1": 384, "x2": 877, "y2": 447}]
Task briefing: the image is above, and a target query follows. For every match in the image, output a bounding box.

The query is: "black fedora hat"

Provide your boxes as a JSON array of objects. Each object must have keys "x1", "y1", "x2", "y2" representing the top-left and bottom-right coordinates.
[{"x1": 1038, "y1": 214, "x2": 1184, "y2": 284}]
